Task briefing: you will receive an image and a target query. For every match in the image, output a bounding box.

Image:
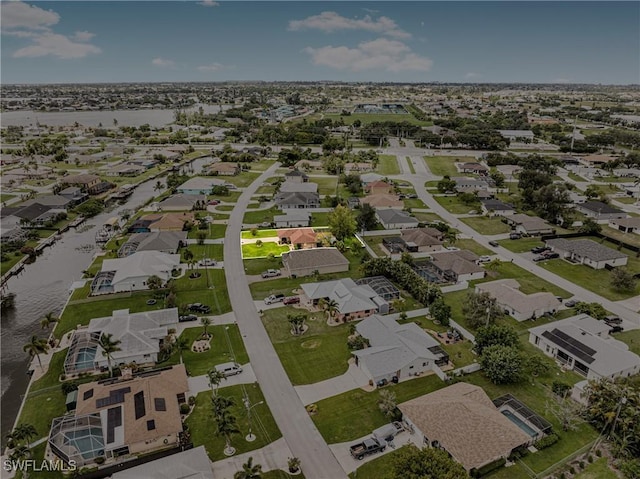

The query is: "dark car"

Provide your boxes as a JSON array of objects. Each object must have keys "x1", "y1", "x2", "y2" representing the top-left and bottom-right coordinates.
[
  {"x1": 509, "y1": 233, "x2": 522, "y2": 240},
  {"x1": 488, "y1": 240, "x2": 500, "y2": 247},
  {"x1": 283, "y1": 296, "x2": 300, "y2": 305},
  {"x1": 609, "y1": 325, "x2": 624, "y2": 333},
  {"x1": 179, "y1": 314, "x2": 198, "y2": 322},
  {"x1": 543, "y1": 252, "x2": 560, "y2": 259},
  {"x1": 376, "y1": 378, "x2": 388, "y2": 387},
  {"x1": 565, "y1": 299, "x2": 577, "y2": 308},
  {"x1": 531, "y1": 246, "x2": 550, "y2": 254},
  {"x1": 187, "y1": 303, "x2": 211, "y2": 314},
  {"x1": 604, "y1": 316, "x2": 622, "y2": 325}
]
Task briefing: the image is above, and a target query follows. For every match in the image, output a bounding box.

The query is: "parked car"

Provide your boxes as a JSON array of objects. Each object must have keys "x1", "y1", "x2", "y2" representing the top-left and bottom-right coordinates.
[
  {"x1": 604, "y1": 316, "x2": 622, "y2": 325},
  {"x1": 565, "y1": 299, "x2": 577, "y2": 308},
  {"x1": 542, "y1": 252, "x2": 560, "y2": 259},
  {"x1": 609, "y1": 325, "x2": 625, "y2": 334},
  {"x1": 208, "y1": 200, "x2": 220, "y2": 205},
  {"x1": 214, "y1": 362, "x2": 243, "y2": 377},
  {"x1": 350, "y1": 438, "x2": 386, "y2": 460},
  {"x1": 261, "y1": 269, "x2": 281, "y2": 278},
  {"x1": 373, "y1": 422, "x2": 405, "y2": 443},
  {"x1": 179, "y1": 314, "x2": 198, "y2": 322},
  {"x1": 488, "y1": 241, "x2": 499, "y2": 247},
  {"x1": 532, "y1": 255, "x2": 546, "y2": 262},
  {"x1": 283, "y1": 296, "x2": 300, "y2": 305},
  {"x1": 531, "y1": 246, "x2": 551, "y2": 254},
  {"x1": 509, "y1": 232, "x2": 522, "y2": 240},
  {"x1": 187, "y1": 303, "x2": 211, "y2": 314},
  {"x1": 445, "y1": 246, "x2": 460, "y2": 251},
  {"x1": 407, "y1": 193, "x2": 418, "y2": 199},
  {"x1": 376, "y1": 378, "x2": 388, "y2": 388},
  {"x1": 476, "y1": 256, "x2": 492, "y2": 264},
  {"x1": 264, "y1": 294, "x2": 285, "y2": 305},
  {"x1": 200, "y1": 258, "x2": 216, "y2": 266}
]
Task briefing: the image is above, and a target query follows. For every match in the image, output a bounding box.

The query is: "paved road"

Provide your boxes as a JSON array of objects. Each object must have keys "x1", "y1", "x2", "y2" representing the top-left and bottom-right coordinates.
[{"x1": 223, "y1": 162, "x2": 347, "y2": 479}]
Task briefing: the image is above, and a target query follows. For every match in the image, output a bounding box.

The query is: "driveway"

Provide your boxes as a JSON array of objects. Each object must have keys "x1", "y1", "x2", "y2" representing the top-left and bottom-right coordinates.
[
  {"x1": 211, "y1": 437, "x2": 293, "y2": 479},
  {"x1": 187, "y1": 364, "x2": 257, "y2": 395},
  {"x1": 295, "y1": 360, "x2": 371, "y2": 406}
]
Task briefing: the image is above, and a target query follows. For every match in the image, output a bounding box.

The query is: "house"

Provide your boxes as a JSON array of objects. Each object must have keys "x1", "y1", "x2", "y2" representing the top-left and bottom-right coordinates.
[
  {"x1": 353, "y1": 315, "x2": 449, "y2": 384},
  {"x1": 59, "y1": 186, "x2": 88, "y2": 205},
  {"x1": 60, "y1": 174, "x2": 105, "y2": 194},
  {"x1": 506, "y1": 214, "x2": 554, "y2": 236},
  {"x1": 118, "y1": 231, "x2": 187, "y2": 257},
  {"x1": 278, "y1": 227, "x2": 317, "y2": 249},
  {"x1": 279, "y1": 181, "x2": 318, "y2": 194},
  {"x1": 106, "y1": 164, "x2": 145, "y2": 177},
  {"x1": 282, "y1": 248, "x2": 349, "y2": 277},
  {"x1": 64, "y1": 308, "x2": 179, "y2": 375},
  {"x1": 300, "y1": 278, "x2": 388, "y2": 321},
  {"x1": 294, "y1": 159, "x2": 323, "y2": 171},
  {"x1": 420, "y1": 250, "x2": 485, "y2": 283},
  {"x1": 475, "y1": 279, "x2": 561, "y2": 321},
  {"x1": 400, "y1": 228, "x2": 444, "y2": 252},
  {"x1": 274, "y1": 191, "x2": 320, "y2": 209},
  {"x1": 365, "y1": 180, "x2": 394, "y2": 195},
  {"x1": 48, "y1": 365, "x2": 189, "y2": 467},
  {"x1": 158, "y1": 194, "x2": 206, "y2": 211},
  {"x1": 578, "y1": 154, "x2": 618, "y2": 167},
  {"x1": 274, "y1": 210, "x2": 311, "y2": 228},
  {"x1": 398, "y1": 383, "x2": 531, "y2": 473},
  {"x1": 529, "y1": 314, "x2": 640, "y2": 380},
  {"x1": 91, "y1": 251, "x2": 180, "y2": 294},
  {"x1": 360, "y1": 194, "x2": 404, "y2": 209},
  {"x1": 497, "y1": 130, "x2": 535, "y2": 141},
  {"x1": 8, "y1": 203, "x2": 61, "y2": 227},
  {"x1": 459, "y1": 162, "x2": 488, "y2": 175},
  {"x1": 130, "y1": 212, "x2": 195, "y2": 232},
  {"x1": 206, "y1": 162, "x2": 240, "y2": 176},
  {"x1": 344, "y1": 162, "x2": 373, "y2": 174},
  {"x1": 284, "y1": 170, "x2": 309, "y2": 183},
  {"x1": 576, "y1": 201, "x2": 627, "y2": 222},
  {"x1": 360, "y1": 173, "x2": 385, "y2": 185},
  {"x1": 376, "y1": 209, "x2": 419, "y2": 230},
  {"x1": 176, "y1": 177, "x2": 226, "y2": 195},
  {"x1": 21, "y1": 195, "x2": 72, "y2": 210},
  {"x1": 451, "y1": 177, "x2": 494, "y2": 192},
  {"x1": 111, "y1": 446, "x2": 213, "y2": 479},
  {"x1": 609, "y1": 217, "x2": 640, "y2": 234},
  {"x1": 545, "y1": 238, "x2": 628, "y2": 269},
  {"x1": 481, "y1": 199, "x2": 516, "y2": 216}
]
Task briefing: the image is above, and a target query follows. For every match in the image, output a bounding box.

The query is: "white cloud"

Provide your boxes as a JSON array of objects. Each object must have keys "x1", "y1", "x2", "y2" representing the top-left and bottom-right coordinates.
[
  {"x1": 13, "y1": 32, "x2": 101, "y2": 59},
  {"x1": 73, "y1": 31, "x2": 95, "y2": 42},
  {"x1": 304, "y1": 38, "x2": 432, "y2": 73},
  {"x1": 152, "y1": 57, "x2": 175, "y2": 68},
  {"x1": 1, "y1": 1, "x2": 59, "y2": 30},
  {"x1": 199, "y1": 0, "x2": 219, "y2": 6},
  {"x1": 197, "y1": 62, "x2": 230, "y2": 72},
  {"x1": 289, "y1": 11, "x2": 410, "y2": 39}
]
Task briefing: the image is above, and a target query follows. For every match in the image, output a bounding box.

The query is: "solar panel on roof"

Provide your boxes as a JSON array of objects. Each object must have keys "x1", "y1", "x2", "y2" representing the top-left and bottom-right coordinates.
[
  {"x1": 83, "y1": 389, "x2": 94, "y2": 401},
  {"x1": 95, "y1": 387, "x2": 131, "y2": 408},
  {"x1": 154, "y1": 398, "x2": 166, "y2": 411},
  {"x1": 542, "y1": 329, "x2": 596, "y2": 365},
  {"x1": 106, "y1": 407, "x2": 122, "y2": 444},
  {"x1": 134, "y1": 391, "x2": 146, "y2": 419}
]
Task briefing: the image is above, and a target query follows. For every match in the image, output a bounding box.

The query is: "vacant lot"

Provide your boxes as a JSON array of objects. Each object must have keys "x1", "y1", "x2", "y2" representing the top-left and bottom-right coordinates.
[
  {"x1": 241, "y1": 229, "x2": 278, "y2": 239},
  {"x1": 455, "y1": 239, "x2": 493, "y2": 256},
  {"x1": 310, "y1": 177, "x2": 338, "y2": 195},
  {"x1": 497, "y1": 237, "x2": 545, "y2": 253},
  {"x1": 376, "y1": 155, "x2": 401, "y2": 175},
  {"x1": 179, "y1": 324, "x2": 249, "y2": 376},
  {"x1": 434, "y1": 195, "x2": 479, "y2": 214},
  {"x1": 423, "y1": 156, "x2": 463, "y2": 177},
  {"x1": 243, "y1": 206, "x2": 281, "y2": 225},
  {"x1": 242, "y1": 241, "x2": 290, "y2": 259},
  {"x1": 616, "y1": 329, "x2": 640, "y2": 355},
  {"x1": 460, "y1": 216, "x2": 511, "y2": 235}
]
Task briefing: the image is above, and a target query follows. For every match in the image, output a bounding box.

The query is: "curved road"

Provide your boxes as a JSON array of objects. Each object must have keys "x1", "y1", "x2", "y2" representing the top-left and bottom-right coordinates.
[{"x1": 223, "y1": 163, "x2": 347, "y2": 479}]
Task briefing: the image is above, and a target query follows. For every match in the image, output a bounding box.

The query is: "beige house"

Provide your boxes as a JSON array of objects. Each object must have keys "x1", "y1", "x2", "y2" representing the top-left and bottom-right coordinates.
[
  {"x1": 400, "y1": 228, "x2": 444, "y2": 252},
  {"x1": 282, "y1": 247, "x2": 349, "y2": 277},
  {"x1": 475, "y1": 279, "x2": 561, "y2": 321},
  {"x1": 207, "y1": 162, "x2": 240, "y2": 176},
  {"x1": 360, "y1": 194, "x2": 404, "y2": 209}
]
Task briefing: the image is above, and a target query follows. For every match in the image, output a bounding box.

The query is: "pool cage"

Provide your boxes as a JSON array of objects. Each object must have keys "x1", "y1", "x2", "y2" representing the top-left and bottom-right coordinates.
[
  {"x1": 355, "y1": 276, "x2": 401, "y2": 302},
  {"x1": 412, "y1": 261, "x2": 446, "y2": 284},
  {"x1": 492, "y1": 394, "x2": 553, "y2": 435},
  {"x1": 90, "y1": 271, "x2": 115, "y2": 295},
  {"x1": 64, "y1": 330, "x2": 102, "y2": 376},
  {"x1": 117, "y1": 240, "x2": 140, "y2": 257},
  {"x1": 49, "y1": 413, "x2": 105, "y2": 467}
]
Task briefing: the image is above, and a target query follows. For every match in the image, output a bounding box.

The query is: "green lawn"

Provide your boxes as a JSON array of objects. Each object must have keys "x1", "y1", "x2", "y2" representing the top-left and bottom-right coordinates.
[
  {"x1": 255, "y1": 184, "x2": 276, "y2": 195},
  {"x1": 262, "y1": 471, "x2": 306, "y2": 479},
  {"x1": 16, "y1": 388, "x2": 66, "y2": 452},
  {"x1": 262, "y1": 307, "x2": 351, "y2": 385},
  {"x1": 411, "y1": 211, "x2": 445, "y2": 223},
  {"x1": 175, "y1": 268, "x2": 231, "y2": 315},
  {"x1": 215, "y1": 205, "x2": 235, "y2": 211},
  {"x1": 184, "y1": 244, "x2": 225, "y2": 262},
  {"x1": 179, "y1": 324, "x2": 249, "y2": 376},
  {"x1": 377, "y1": 155, "x2": 401, "y2": 175},
  {"x1": 455, "y1": 239, "x2": 493, "y2": 256},
  {"x1": 323, "y1": 112, "x2": 429, "y2": 126},
  {"x1": 601, "y1": 225, "x2": 640, "y2": 248},
  {"x1": 460, "y1": 216, "x2": 512, "y2": 235},
  {"x1": 406, "y1": 156, "x2": 416, "y2": 174},
  {"x1": 242, "y1": 242, "x2": 290, "y2": 259},
  {"x1": 310, "y1": 212, "x2": 331, "y2": 227},
  {"x1": 209, "y1": 191, "x2": 242, "y2": 202},
  {"x1": 497, "y1": 237, "x2": 545, "y2": 253},
  {"x1": 567, "y1": 172, "x2": 587, "y2": 182},
  {"x1": 363, "y1": 235, "x2": 396, "y2": 257},
  {"x1": 249, "y1": 160, "x2": 277, "y2": 171},
  {"x1": 185, "y1": 383, "x2": 282, "y2": 462},
  {"x1": 222, "y1": 172, "x2": 261, "y2": 188},
  {"x1": 573, "y1": 458, "x2": 618, "y2": 479},
  {"x1": 403, "y1": 198, "x2": 427, "y2": 209},
  {"x1": 187, "y1": 223, "x2": 227, "y2": 240},
  {"x1": 1, "y1": 193, "x2": 15, "y2": 202},
  {"x1": 434, "y1": 195, "x2": 479, "y2": 214},
  {"x1": 1, "y1": 251, "x2": 26, "y2": 276},
  {"x1": 310, "y1": 177, "x2": 338, "y2": 195},
  {"x1": 349, "y1": 447, "x2": 404, "y2": 479},
  {"x1": 241, "y1": 229, "x2": 278, "y2": 239},
  {"x1": 424, "y1": 156, "x2": 461, "y2": 177},
  {"x1": 612, "y1": 329, "x2": 640, "y2": 355},
  {"x1": 244, "y1": 256, "x2": 283, "y2": 275},
  {"x1": 243, "y1": 206, "x2": 281, "y2": 225},
  {"x1": 613, "y1": 196, "x2": 636, "y2": 204}
]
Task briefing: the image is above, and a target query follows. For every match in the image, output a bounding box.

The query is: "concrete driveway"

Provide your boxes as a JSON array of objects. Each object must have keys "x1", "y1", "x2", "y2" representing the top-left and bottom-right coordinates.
[{"x1": 295, "y1": 360, "x2": 372, "y2": 405}]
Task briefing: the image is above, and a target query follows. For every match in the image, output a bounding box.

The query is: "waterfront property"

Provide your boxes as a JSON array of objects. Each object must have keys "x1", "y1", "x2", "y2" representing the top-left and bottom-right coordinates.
[{"x1": 118, "y1": 231, "x2": 187, "y2": 257}]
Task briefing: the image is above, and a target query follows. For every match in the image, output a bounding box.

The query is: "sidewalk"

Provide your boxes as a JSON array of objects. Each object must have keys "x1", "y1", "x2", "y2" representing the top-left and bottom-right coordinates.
[{"x1": 295, "y1": 359, "x2": 371, "y2": 405}]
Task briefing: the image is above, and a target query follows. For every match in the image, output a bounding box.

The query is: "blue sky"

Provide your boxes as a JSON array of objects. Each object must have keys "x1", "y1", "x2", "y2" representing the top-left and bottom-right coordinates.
[{"x1": 1, "y1": 1, "x2": 638, "y2": 84}]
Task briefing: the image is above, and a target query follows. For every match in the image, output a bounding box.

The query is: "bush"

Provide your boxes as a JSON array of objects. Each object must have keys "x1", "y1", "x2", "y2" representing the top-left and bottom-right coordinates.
[
  {"x1": 534, "y1": 433, "x2": 559, "y2": 450},
  {"x1": 569, "y1": 466, "x2": 575, "y2": 475},
  {"x1": 552, "y1": 381, "x2": 572, "y2": 398},
  {"x1": 470, "y1": 458, "x2": 506, "y2": 478},
  {"x1": 596, "y1": 449, "x2": 602, "y2": 457},
  {"x1": 588, "y1": 455, "x2": 593, "y2": 463},
  {"x1": 188, "y1": 396, "x2": 196, "y2": 406},
  {"x1": 95, "y1": 456, "x2": 105, "y2": 465},
  {"x1": 347, "y1": 336, "x2": 370, "y2": 350},
  {"x1": 180, "y1": 403, "x2": 191, "y2": 414}
]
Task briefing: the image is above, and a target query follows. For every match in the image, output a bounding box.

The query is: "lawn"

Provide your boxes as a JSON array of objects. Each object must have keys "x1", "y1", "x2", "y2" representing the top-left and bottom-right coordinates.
[
  {"x1": 406, "y1": 157, "x2": 416, "y2": 174},
  {"x1": 601, "y1": 225, "x2": 640, "y2": 248},
  {"x1": 243, "y1": 206, "x2": 280, "y2": 225},
  {"x1": 249, "y1": 160, "x2": 277, "y2": 172},
  {"x1": 434, "y1": 195, "x2": 478, "y2": 215},
  {"x1": 187, "y1": 223, "x2": 227, "y2": 240},
  {"x1": 573, "y1": 458, "x2": 618, "y2": 479},
  {"x1": 424, "y1": 156, "x2": 461, "y2": 177},
  {"x1": 567, "y1": 172, "x2": 587, "y2": 182},
  {"x1": 184, "y1": 244, "x2": 224, "y2": 262},
  {"x1": 323, "y1": 112, "x2": 429, "y2": 126},
  {"x1": 175, "y1": 268, "x2": 232, "y2": 315},
  {"x1": 242, "y1": 242, "x2": 291, "y2": 259},
  {"x1": 1, "y1": 193, "x2": 15, "y2": 202},
  {"x1": 1, "y1": 251, "x2": 26, "y2": 276},
  {"x1": 312, "y1": 374, "x2": 443, "y2": 443},
  {"x1": 460, "y1": 216, "x2": 512, "y2": 235},
  {"x1": 403, "y1": 198, "x2": 427, "y2": 209},
  {"x1": 262, "y1": 307, "x2": 351, "y2": 385},
  {"x1": 179, "y1": 324, "x2": 249, "y2": 376},
  {"x1": 363, "y1": 235, "x2": 396, "y2": 257},
  {"x1": 455, "y1": 239, "x2": 493, "y2": 256},
  {"x1": 377, "y1": 155, "x2": 401, "y2": 175},
  {"x1": 613, "y1": 329, "x2": 640, "y2": 355},
  {"x1": 222, "y1": 172, "x2": 261, "y2": 188},
  {"x1": 310, "y1": 212, "x2": 331, "y2": 227},
  {"x1": 411, "y1": 211, "x2": 445, "y2": 223},
  {"x1": 210, "y1": 190, "x2": 242, "y2": 202},
  {"x1": 349, "y1": 447, "x2": 403, "y2": 479},
  {"x1": 185, "y1": 383, "x2": 282, "y2": 462},
  {"x1": 16, "y1": 388, "x2": 66, "y2": 449},
  {"x1": 310, "y1": 177, "x2": 338, "y2": 195},
  {"x1": 244, "y1": 256, "x2": 283, "y2": 275},
  {"x1": 241, "y1": 229, "x2": 278, "y2": 239},
  {"x1": 497, "y1": 237, "x2": 545, "y2": 253},
  {"x1": 215, "y1": 205, "x2": 235, "y2": 211}
]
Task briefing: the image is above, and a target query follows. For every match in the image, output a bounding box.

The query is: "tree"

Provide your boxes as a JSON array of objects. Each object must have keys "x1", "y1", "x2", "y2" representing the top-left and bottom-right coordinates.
[
  {"x1": 23, "y1": 336, "x2": 49, "y2": 370},
  {"x1": 154, "y1": 180, "x2": 164, "y2": 192},
  {"x1": 574, "y1": 301, "x2": 608, "y2": 320},
  {"x1": 437, "y1": 176, "x2": 457, "y2": 193},
  {"x1": 328, "y1": 205, "x2": 356, "y2": 240},
  {"x1": 480, "y1": 345, "x2": 524, "y2": 384},
  {"x1": 357, "y1": 203, "x2": 378, "y2": 231},
  {"x1": 201, "y1": 317, "x2": 211, "y2": 338},
  {"x1": 173, "y1": 335, "x2": 189, "y2": 364},
  {"x1": 461, "y1": 291, "x2": 503, "y2": 328},
  {"x1": 208, "y1": 369, "x2": 226, "y2": 397},
  {"x1": 579, "y1": 218, "x2": 602, "y2": 234},
  {"x1": 611, "y1": 267, "x2": 636, "y2": 292},
  {"x1": 288, "y1": 313, "x2": 306, "y2": 336},
  {"x1": 546, "y1": 394, "x2": 583, "y2": 432},
  {"x1": 429, "y1": 297, "x2": 451, "y2": 326},
  {"x1": 39, "y1": 311, "x2": 59, "y2": 330},
  {"x1": 531, "y1": 183, "x2": 572, "y2": 223},
  {"x1": 75, "y1": 198, "x2": 104, "y2": 218},
  {"x1": 234, "y1": 457, "x2": 263, "y2": 479},
  {"x1": 473, "y1": 324, "x2": 519, "y2": 355},
  {"x1": 526, "y1": 354, "x2": 551, "y2": 377},
  {"x1": 585, "y1": 185, "x2": 602, "y2": 199},
  {"x1": 215, "y1": 408, "x2": 240, "y2": 455},
  {"x1": 388, "y1": 444, "x2": 467, "y2": 479},
  {"x1": 99, "y1": 333, "x2": 122, "y2": 377},
  {"x1": 324, "y1": 299, "x2": 340, "y2": 322},
  {"x1": 377, "y1": 389, "x2": 398, "y2": 419},
  {"x1": 183, "y1": 249, "x2": 194, "y2": 264},
  {"x1": 147, "y1": 275, "x2": 163, "y2": 290},
  {"x1": 9, "y1": 445, "x2": 32, "y2": 478},
  {"x1": 196, "y1": 230, "x2": 207, "y2": 245},
  {"x1": 12, "y1": 423, "x2": 37, "y2": 446}
]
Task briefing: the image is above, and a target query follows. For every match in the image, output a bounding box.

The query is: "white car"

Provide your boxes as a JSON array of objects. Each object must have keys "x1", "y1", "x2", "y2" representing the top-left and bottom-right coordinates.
[{"x1": 476, "y1": 256, "x2": 492, "y2": 264}]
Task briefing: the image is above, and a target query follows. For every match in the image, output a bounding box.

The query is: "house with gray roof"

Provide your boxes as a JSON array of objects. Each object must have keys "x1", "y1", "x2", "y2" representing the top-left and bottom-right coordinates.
[
  {"x1": 158, "y1": 193, "x2": 206, "y2": 211},
  {"x1": 481, "y1": 199, "x2": 516, "y2": 216},
  {"x1": 279, "y1": 180, "x2": 318, "y2": 194},
  {"x1": 177, "y1": 177, "x2": 226, "y2": 195},
  {"x1": 497, "y1": 130, "x2": 535, "y2": 141},
  {"x1": 275, "y1": 191, "x2": 320, "y2": 209},
  {"x1": 529, "y1": 314, "x2": 640, "y2": 380},
  {"x1": 476, "y1": 279, "x2": 561, "y2": 321},
  {"x1": 111, "y1": 445, "x2": 213, "y2": 479},
  {"x1": 424, "y1": 250, "x2": 485, "y2": 283},
  {"x1": 274, "y1": 210, "x2": 311, "y2": 228},
  {"x1": 300, "y1": 278, "x2": 388, "y2": 321},
  {"x1": 506, "y1": 214, "x2": 554, "y2": 236},
  {"x1": 284, "y1": 169, "x2": 309, "y2": 183},
  {"x1": 282, "y1": 247, "x2": 349, "y2": 277},
  {"x1": 353, "y1": 315, "x2": 449, "y2": 384},
  {"x1": 118, "y1": 231, "x2": 187, "y2": 257},
  {"x1": 21, "y1": 195, "x2": 72, "y2": 210},
  {"x1": 576, "y1": 201, "x2": 627, "y2": 222},
  {"x1": 545, "y1": 238, "x2": 628, "y2": 269},
  {"x1": 609, "y1": 217, "x2": 640, "y2": 234},
  {"x1": 376, "y1": 209, "x2": 419, "y2": 230}
]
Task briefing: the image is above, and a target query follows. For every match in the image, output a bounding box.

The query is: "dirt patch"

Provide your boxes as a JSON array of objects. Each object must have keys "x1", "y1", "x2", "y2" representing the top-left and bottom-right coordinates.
[{"x1": 301, "y1": 339, "x2": 321, "y2": 349}]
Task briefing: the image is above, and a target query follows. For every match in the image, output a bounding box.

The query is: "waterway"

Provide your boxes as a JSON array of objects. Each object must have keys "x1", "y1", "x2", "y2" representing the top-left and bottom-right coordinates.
[{"x1": 0, "y1": 156, "x2": 211, "y2": 441}]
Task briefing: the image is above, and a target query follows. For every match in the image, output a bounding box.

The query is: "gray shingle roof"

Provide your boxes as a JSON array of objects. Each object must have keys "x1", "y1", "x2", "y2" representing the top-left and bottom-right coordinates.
[{"x1": 546, "y1": 238, "x2": 627, "y2": 262}]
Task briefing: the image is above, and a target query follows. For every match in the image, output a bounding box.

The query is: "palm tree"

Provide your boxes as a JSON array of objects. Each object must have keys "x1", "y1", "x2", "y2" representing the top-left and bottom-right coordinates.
[
  {"x1": 174, "y1": 335, "x2": 189, "y2": 364},
  {"x1": 215, "y1": 408, "x2": 240, "y2": 456},
  {"x1": 207, "y1": 369, "x2": 226, "y2": 397},
  {"x1": 14, "y1": 423, "x2": 37, "y2": 446},
  {"x1": 234, "y1": 457, "x2": 263, "y2": 479},
  {"x1": 99, "y1": 333, "x2": 122, "y2": 377},
  {"x1": 324, "y1": 299, "x2": 339, "y2": 322},
  {"x1": 201, "y1": 317, "x2": 211, "y2": 339},
  {"x1": 288, "y1": 313, "x2": 306, "y2": 336},
  {"x1": 9, "y1": 445, "x2": 32, "y2": 477},
  {"x1": 23, "y1": 336, "x2": 49, "y2": 370},
  {"x1": 154, "y1": 180, "x2": 164, "y2": 192},
  {"x1": 183, "y1": 249, "x2": 194, "y2": 265},
  {"x1": 40, "y1": 311, "x2": 59, "y2": 330}
]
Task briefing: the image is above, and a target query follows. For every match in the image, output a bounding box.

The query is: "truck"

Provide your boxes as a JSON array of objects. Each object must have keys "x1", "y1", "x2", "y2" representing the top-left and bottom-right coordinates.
[
  {"x1": 349, "y1": 437, "x2": 386, "y2": 460},
  {"x1": 372, "y1": 422, "x2": 404, "y2": 443}
]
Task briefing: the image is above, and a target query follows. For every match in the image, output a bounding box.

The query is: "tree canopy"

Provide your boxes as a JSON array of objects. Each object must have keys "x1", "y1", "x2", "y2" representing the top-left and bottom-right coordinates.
[{"x1": 388, "y1": 444, "x2": 468, "y2": 479}]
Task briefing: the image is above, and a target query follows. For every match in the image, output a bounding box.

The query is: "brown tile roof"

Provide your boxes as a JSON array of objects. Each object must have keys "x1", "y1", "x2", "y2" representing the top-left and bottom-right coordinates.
[
  {"x1": 401, "y1": 228, "x2": 444, "y2": 246},
  {"x1": 140, "y1": 212, "x2": 195, "y2": 231},
  {"x1": 399, "y1": 383, "x2": 530, "y2": 471},
  {"x1": 430, "y1": 250, "x2": 483, "y2": 275},
  {"x1": 282, "y1": 247, "x2": 349, "y2": 272},
  {"x1": 360, "y1": 194, "x2": 403, "y2": 208}
]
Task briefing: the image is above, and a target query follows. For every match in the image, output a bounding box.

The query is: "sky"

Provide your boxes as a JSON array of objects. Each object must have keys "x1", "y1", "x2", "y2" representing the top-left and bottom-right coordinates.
[{"x1": 1, "y1": 1, "x2": 639, "y2": 85}]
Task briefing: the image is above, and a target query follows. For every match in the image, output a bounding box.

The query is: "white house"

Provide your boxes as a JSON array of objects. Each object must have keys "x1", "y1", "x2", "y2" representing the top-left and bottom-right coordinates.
[
  {"x1": 375, "y1": 209, "x2": 419, "y2": 230},
  {"x1": 177, "y1": 177, "x2": 226, "y2": 195},
  {"x1": 476, "y1": 279, "x2": 561, "y2": 321},
  {"x1": 273, "y1": 210, "x2": 311, "y2": 228},
  {"x1": 529, "y1": 314, "x2": 640, "y2": 380}
]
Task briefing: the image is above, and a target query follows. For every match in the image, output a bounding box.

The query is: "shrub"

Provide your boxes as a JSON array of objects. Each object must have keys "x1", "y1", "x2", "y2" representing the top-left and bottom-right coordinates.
[
  {"x1": 347, "y1": 336, "x2": 370, "y2": 350},
  {"x1": 569, "y1": 466, "x2": 575, "y2": 475},
  {"x1": 579, "y1": 461, "x2": 585, "y2": 469},
  {"x1": 552, "y1": 381, "x2": 572, "y2": 398},
  {"x1": 588, "y1": 455, "x2": 593, "y2": 463},
  {"x1": 95, "y1": 456, "x2": 105, "y2": 465},
  {"x1": 534, "y1": 433, "x2": 559, "y2": 450},
  {"x1": 180, "y1": 403, "x2": 190, "y2": 414},
  {"x1": 188, "y1": 396, "x2": 196, "y2": 405},
  {"x1": 596, "y1": 449, "x2": 602, "y2": 457}
]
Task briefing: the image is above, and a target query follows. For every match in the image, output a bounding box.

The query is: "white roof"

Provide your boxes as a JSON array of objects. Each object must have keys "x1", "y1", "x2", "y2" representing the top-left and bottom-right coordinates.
[
  {"x1": 177, "y1": 176, "x2": 225, "y2": 191},
  {"x1": 476, "y1": 279, "x2": 560, "y2": 316},
  {"x1": 111, "y1": 445, "x2": 213, "y2": 479},
  {"x1": 279, "y1": 181, "x2": 318, "y2": 193},
  {"x1": 101, "y1": 251, "x2": 180, "y2": 285},
  {"x1": 301, "y1": 278, "x2": 383, "y2": 314}
]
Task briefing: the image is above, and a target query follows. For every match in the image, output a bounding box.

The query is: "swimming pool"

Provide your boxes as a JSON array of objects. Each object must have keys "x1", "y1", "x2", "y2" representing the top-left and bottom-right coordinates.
[
  {"x1": 75, "y1": 347, "x2": 97, "y2": 371},
  {"x1": 502, "y1": 410, "x2": 538, "y2": 438}
]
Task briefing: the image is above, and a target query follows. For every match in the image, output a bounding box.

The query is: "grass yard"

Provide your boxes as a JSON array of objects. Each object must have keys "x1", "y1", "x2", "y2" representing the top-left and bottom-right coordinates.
[
  {"x1": 175, "y1": 268, "x2": 232, "y2": 315},
  {"x1": 184, "y1": 244, "x2": 224, "y2": 262},
  {"x1": 1, "y1": 193, "x2": 15, "y2": 202},
  {"x1": 1, "y1": 252, "x2": 26, "y2": 276},
  {"x1": 573, "y1": 458, "x2": 618, "y2": 479},
  {"x1": 262, "y1": 471, "x2": 306, "y2": 479},
  {"x1": 567, "y1": 172, "x2": 588, "y2": 182},
  {"x1": 424, "y1": 156, "x2": 461, "y2": 177},
  {"x1": 405, "y1": 157, "x2": 416, "y2": 174},
  {"x1": 185, "y1": 383, "x2": 282, "y2": 462},
  {"x1": 178, "y1": 324, "x2": 249, "y2": 376},
  {"x1": 460, "y1": 216, "x2": 512, "y2": 235},
  {"x1": 312, "y1": 374, "x2": 443, "y2": 443},
  {"x1": 377, "y1": 155, "x2": 401, "y2": 175},
  {"x1": 613, "y1": 196, "x2": 636, "y2": 204},
  {"x1": 214, "y1": 205, "x2": 235, "y2": 211},
  {"x1": 243, "y1": 256, "x2": 283, "y2": 275},
  {"x1": 403, "y1": 198, "x2": 427, "y2": 209},
  {"x1": 243, "y1": 206, "x2": 280, "y2": 225},
  {"x1": 411, "y1": 211, "x2": 445, "y2": 223},
  {"x1": 363, "y1": 235, "x2": 395, "y2": 257},
  {"x1": 255, "y1": 184, "x2": 277, "y2": 195},
  {"x1": 249, "y1": 160, "x2": 277, "y2": 171},
  {"x1": 497, "y1": 237, "x2": 545, "y2": 253},
  {"x1": 601, "y1": 225, "x2": 640, "y2": 248},
  {"x1": 262, "y1": 307, "x2": 351, "y2": 385},
  {"x1": 222, "y1": 172, "x2": 261, "y2": 188},
  {"x1": 310, "y1": 176, "x2": 338, "y2": 195},
  {"x1": 322, "y1": 112, "x2": 429, "y2": 126},
  {"x1": 455, "y1": 239, "x2": 493, "y2": 256},
  {"x1": 187, "y1": 223, "x2": 227, "y2": 240},
  {"x1": 434, "y1": 195, "x2": 479, "y2": 215},
  {"x1": 610, "y1": 328, "x2": 640, "y2": 355},
  {"x1": 241, "y1": 242, "x2": 290, "y2": 259},
  {"x1": 209, "y1": 191, "x2": 242, "y2": 202},
  {"x1": 241, "y1": 229, "x2": 278, "y2": 239},
  {"x1": 16, "y1": 388, "x2": 66, "y2": 449},
  {"x1": 349, "y1": 447, "x2": 403, "y2": 479},
  {"x1": 310, "y1": 212, "x2": 331, "y2": 227}
]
